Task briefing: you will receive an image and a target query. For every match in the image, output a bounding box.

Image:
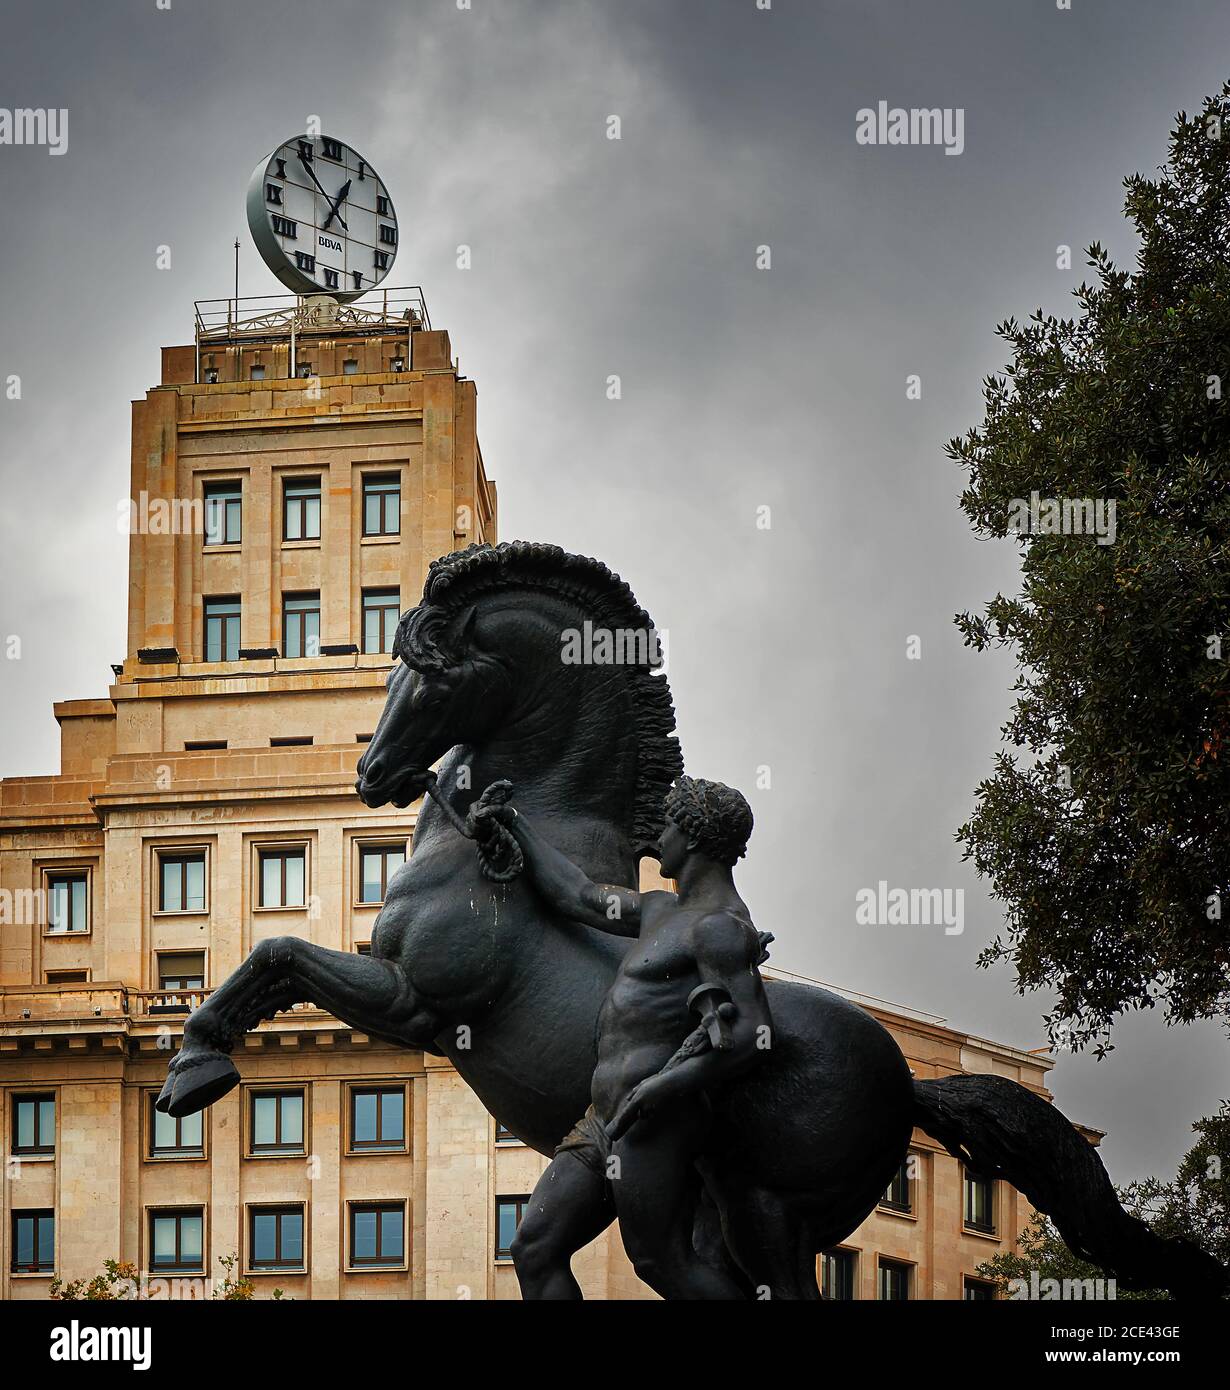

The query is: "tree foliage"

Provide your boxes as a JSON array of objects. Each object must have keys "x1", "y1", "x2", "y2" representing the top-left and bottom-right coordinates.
[{"x1": 951, "y1": 84, "x2": 1230, "y2": 1054}]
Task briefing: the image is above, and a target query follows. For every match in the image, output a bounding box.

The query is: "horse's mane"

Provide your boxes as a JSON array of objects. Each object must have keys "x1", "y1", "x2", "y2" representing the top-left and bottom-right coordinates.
[{"x1": 396, "y1": 541, "x2": 684, "y2": 855}]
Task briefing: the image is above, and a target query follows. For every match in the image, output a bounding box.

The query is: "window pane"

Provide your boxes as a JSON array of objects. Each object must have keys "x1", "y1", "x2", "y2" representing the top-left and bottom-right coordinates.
[
  {"x1": 185, "y1": 858, "x2": 205, "y2": 911},
  {"x1": 280, "y1": 1094, "x2": 304, "y2": 1146},
  {"x1": 380, "y1": 1091, "x2": 403, "y2": 1143},
  {"x1": 16, "y1": 1218, "x2": 34, "y2": 1267},
  {"x1": 48, "y1": 880, "x2": 66, "y2": 931},
  {"x1": 181, "y1": 1215, "x2": 203, "y2": 1262},
  {"x1": 282, "y1": 1212, "x2": 303, "y2": 1263},
  {"x1": 386, "y1": 848, "x2": 405, "y2": 878},
  {"x1": 262, "y1": 855, "x2": 281, "y2": 907},
  {"x1": 16, "y1": 1102, "x2": 34, "y2": 1149},
  {"x1": 224, "y1": 615, "x2": 239, "y2": 661},
  {"x1": 253, "y1": 1212, "x2": 277, "y2": 1263},
  {"x1": 253, "y1": 1095, "x2": 276, "y2": 1146},
  {"x1": 153, "y1": 1217, "x2": 176, "y2": 1263},
  {"x1": 285, "y1": 853, "x2": 305, "y2": 906},
  {"x1": 380, "y1": 1209, "x2": 403, "y2": 1260},
  {"x1": 304, "y1": 497, "x2": 320, "y2": 539},
  {"x1": 353, "y1": 1092, "x2": 377, "y2": 1144},
  {"x1": 304, "y1": 611, "x2": 320, "y2": 658},
  {"x1": 497, "y1": 1204, "x2": 518, "y2": 1254},
  {"x1": 181, "y1": 1110, "x2": 203, "y2": 1149},
  {"x1": 72, "y1": 878, "x2": 86, "y2": 929},
  {"x1": 360, "y1": 852, "x2": 383, "y2": 903},
  {"x1": 353, "y1": 1210, "x2": 377, "y2": 1260},
  {"x1": 161, "y1": 859, "x2": 181, "y2": 911},
  {"x1": 365, "y1": 493, "x2": 380, "y2": 534},
  {"x1": 38, "y1": 1216, "x2": 54, "y2": 1266},
  {"x1": 383, "y1": 490, "x2": 399, "y2": 533},
  {"x1": 153, "y1": 1106, "x2": 177, "y2": 1150},
  {"x1": 39, "y1": 1099, "x2": 55, "y2": 1148},
  {"x1": 205, "y1": 498, "x2": 224, "y2": 545}
]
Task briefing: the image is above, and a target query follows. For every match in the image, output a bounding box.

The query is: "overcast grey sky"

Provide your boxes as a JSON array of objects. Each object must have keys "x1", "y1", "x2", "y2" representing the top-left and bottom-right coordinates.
[{"x1": 1, "y1": 0, "x2": 1228, "y2": 1183}]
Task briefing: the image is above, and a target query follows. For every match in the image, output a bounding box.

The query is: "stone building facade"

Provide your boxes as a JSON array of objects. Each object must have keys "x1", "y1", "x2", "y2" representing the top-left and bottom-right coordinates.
[{"x1": 1, "y1": 293, "x2": 1057, "y2": 1298}]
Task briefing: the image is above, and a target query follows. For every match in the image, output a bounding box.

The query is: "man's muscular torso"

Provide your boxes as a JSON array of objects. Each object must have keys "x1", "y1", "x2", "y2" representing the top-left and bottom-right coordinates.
[{"x1": 589, "y1": 891, "x2": 762, "y2": 1123}]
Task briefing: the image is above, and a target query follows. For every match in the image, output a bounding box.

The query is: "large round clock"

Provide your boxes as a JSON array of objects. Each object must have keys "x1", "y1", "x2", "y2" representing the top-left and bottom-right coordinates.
[{"x1": 246, "y1": 135, "x2": 398, "y2": 300}]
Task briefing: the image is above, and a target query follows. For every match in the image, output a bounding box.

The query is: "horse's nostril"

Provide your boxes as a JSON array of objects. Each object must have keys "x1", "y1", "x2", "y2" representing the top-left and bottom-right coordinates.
[{"x1": 364, "y1": 757, "x2": 384, "y2": 783}]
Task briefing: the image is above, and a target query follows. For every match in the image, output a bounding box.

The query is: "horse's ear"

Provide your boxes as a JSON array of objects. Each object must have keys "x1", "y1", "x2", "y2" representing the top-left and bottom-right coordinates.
[{"x1": 447, "y1": 605, "x2": 480, "y2": 662}]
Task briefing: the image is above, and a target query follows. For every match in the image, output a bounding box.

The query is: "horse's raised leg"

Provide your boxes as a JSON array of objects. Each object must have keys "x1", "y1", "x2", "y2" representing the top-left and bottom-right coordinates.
[{"x1": 156, "y1": 937, "x2": 442, "y2": 1118}]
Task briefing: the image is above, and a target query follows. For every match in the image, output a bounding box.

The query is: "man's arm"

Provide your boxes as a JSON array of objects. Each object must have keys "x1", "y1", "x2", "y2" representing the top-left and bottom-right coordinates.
[{"x1": 471, "y1": 784, "x2": 645, "y2": 936}]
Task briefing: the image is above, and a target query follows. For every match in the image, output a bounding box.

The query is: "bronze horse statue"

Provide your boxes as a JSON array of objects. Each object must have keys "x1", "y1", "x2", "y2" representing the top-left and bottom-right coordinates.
[{"x1": 158, "y1": 541, "x2": 1223, "y2": 1299}]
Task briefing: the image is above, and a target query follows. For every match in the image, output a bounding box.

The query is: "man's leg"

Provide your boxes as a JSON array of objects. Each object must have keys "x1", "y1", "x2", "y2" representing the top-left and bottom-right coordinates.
[
  {"x1": 511, "y1": 1150, "x2": 615, "y2": 1300},
  {"x1": 612, "y1": 1100, "x2": 746, "y2": 1300}
]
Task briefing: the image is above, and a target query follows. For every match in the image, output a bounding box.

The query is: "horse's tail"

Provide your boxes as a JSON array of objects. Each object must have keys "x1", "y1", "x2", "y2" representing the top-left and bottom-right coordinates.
[{"x1": 912, "y1": 1074, "x2": 1227, "y2": 1301}]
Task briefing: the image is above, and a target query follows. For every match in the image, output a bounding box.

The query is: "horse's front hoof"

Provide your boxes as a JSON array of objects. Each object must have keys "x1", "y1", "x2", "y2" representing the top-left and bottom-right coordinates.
[{"x1": 157, "y1": 1050, "x2": 240, "y2": 1117}]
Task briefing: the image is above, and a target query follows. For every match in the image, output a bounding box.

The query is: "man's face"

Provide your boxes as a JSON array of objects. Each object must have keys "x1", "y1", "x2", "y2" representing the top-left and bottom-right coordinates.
[{"x1": 658, "y1": 818, "x2": 689, "y2": 878}]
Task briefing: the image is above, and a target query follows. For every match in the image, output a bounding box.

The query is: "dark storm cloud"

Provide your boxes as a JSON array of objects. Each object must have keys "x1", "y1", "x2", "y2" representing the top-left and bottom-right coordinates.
[{"x1": 1, "y1": 0, "x2": 1228, "y2": 1181}]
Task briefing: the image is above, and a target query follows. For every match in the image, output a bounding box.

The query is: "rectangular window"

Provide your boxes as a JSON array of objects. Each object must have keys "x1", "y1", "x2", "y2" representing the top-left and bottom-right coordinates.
[
  {"x1": 184, "y1": 740, "x2": 226, "y2": 751},
  {"x1": 203, "y1": 597, "x2": 241, "y2": 662},
  {"x1": 150, "y1": 1095, "x2": 204, "y2": 1157},
  {"x1": 880, "y1": 1156, "x2": 913, "y2": 1213},
  {"x1": 342, "y1": 358, "x2": 359, "y2": 375},
  {"x1": 821, "y1": 1248, "x2": 856, "y2": 1300},
  {"x1": 249, "y1": 1206, "x2": 305, "y2": 1271},
  {"x1": 259, "y1": 846, "x2": 306, "y2": 907},
  {"x1": 46, "y1": 871, "x2": 88, "y2": 934},
  {"x1": 11, "y1": 1211, "x2": 54, "y2": 1274},
  {"x1": 495, "y1": 1197, "x2": 530, "y2": 1260},
  {"x1": 250, "y1": 1090, "x2": 305, "y2": 1154},
  {"x1": 44, "y1": 969, "x2": 88, "y2": 984},
  {"x1": 349, "y1": 1203, "x2": 405, "y2": 1267},
  {"x1": 159, "y1": 852, "x2": 206, "y2": 913},
  {"x1": 149, "y1": 1209, "x2": 204, "y2": 1273},
  {"x1": 13, "y1": 1095, "x2": 55, "y2": 1156},
  {"x1": 494, "y1": 1122, "x2": 520, "y2": 1146},
  {"x1": 203, "y1": 482, "x2": 242, "y2": 546},
  {"x1": 362, "y1": 588, "x2": 399, "y2": 655},
  {"x1": 251, "y1": 363, "x2": 267, "y2": 380},
  {"x1": 964, "y1": 1169, "x2": 996, "y2": 1234},
  {"x1": 358, "y1": 842, "x2": 405, "y2": 904},
  {"x1": 158, "y1": 952, "x2": 205, "y2": 991},
  {"x1": 878, "y1": 1258, "x2": 911, "y2": 1301},
  {"x1": 964, "y1": 1276, "x2": 997, "y2": 1301},
  {"x1": 283, "y1": 477, "x2": 321, "y2": 541},
  {"x1": 350, "y1": 1087, "x2": 406, "y2": 1152},
  {"x1": 283, "y1": 592, "x2": 321, "y2": 659},
  {"x1": 362, "y1": 475, "x2": 400, "y2": 536}
]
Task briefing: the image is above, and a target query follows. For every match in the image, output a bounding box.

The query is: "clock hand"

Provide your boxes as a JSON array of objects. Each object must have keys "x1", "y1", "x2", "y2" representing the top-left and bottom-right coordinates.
[
  {"x1": 322, "y1": 179, "x2": 351, "y2": 232},
  {"x1": 297, "y1": 151, "x2": 333, "y2": 202}
]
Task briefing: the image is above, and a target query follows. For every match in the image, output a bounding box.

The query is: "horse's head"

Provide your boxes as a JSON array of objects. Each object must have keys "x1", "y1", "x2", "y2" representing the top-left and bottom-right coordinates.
[
  {"x1": 355, "y1": 542, "x2": 683, "y2": 855},
  {"x1": 355, "y1": 603, "x2": 511, "y2": 808}
]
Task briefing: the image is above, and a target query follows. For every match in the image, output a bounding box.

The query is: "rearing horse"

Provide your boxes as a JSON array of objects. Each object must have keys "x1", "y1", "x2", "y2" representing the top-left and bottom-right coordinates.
[{"x1": 158, "y1": 542, "x2": 1224, "y2": 1299}]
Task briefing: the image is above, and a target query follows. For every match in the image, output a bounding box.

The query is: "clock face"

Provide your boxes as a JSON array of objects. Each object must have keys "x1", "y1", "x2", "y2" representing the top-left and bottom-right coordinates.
[{"x1": 246, "y1": 135, "x2": 398, "y2": 300}]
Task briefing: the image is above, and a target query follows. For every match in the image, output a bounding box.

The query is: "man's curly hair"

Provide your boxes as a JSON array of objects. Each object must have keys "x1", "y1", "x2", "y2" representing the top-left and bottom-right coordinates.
[{"x1": 662, "y1": 776, "x2": 753, "y2": 867}]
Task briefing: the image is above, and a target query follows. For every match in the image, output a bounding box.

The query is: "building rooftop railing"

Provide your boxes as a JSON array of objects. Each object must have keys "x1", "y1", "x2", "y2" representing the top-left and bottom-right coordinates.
[{"x1": 194, "y1": 286, "x2": 431, "y2": 345}]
